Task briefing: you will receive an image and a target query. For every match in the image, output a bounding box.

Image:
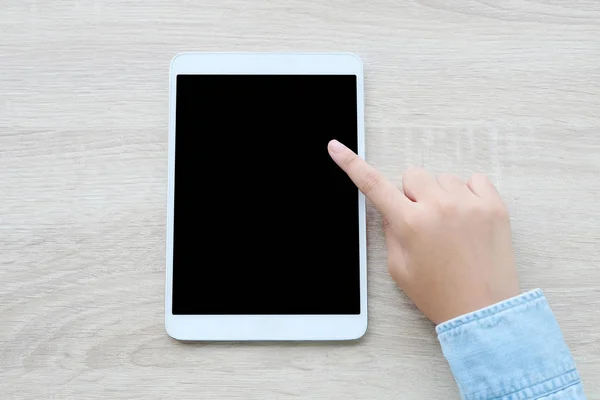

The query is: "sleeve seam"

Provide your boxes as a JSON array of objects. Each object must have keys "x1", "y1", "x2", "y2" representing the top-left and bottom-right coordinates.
[
  {"x1": 532, "y1": 380, "x2": 581, "y2": 400},
  {"x1": 469, "y1": 368, "x2": 580, "y2": 400},
  {"x1": 437, "y1": 289, "x2": 545, "y2": 335}
]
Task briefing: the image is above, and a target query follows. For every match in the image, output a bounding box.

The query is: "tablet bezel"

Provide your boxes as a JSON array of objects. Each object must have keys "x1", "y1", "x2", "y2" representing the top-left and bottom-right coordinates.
[{"x1": 165, "y1": 52, "x2": 367, "y2": 341}]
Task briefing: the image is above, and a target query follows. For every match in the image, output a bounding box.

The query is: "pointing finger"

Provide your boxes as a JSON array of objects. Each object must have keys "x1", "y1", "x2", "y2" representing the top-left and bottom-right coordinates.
[{"x1": 327, "y1": 140, "x2": 409, "y2": 217}]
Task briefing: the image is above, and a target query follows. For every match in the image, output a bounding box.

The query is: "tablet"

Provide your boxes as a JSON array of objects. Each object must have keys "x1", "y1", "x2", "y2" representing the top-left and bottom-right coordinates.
[{"x1": 165, "y1": 53, "x2": 366, "y2": 341}]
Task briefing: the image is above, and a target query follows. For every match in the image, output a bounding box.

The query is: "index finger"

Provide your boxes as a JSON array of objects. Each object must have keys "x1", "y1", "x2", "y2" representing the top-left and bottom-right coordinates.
[{"x1": 327, "y1": 140, "x2": 408, "y2": 217}]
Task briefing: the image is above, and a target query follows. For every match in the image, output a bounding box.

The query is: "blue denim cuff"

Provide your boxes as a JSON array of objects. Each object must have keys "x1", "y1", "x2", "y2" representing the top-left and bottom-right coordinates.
[{"x1": 436, "y1": 289, "x2": 584, "y2": 400}]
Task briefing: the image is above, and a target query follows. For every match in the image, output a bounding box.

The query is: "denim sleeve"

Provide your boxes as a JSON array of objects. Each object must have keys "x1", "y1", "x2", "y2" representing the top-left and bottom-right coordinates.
[{"x1": 436, "y1": 289, "x2": 586, "y2": 400}]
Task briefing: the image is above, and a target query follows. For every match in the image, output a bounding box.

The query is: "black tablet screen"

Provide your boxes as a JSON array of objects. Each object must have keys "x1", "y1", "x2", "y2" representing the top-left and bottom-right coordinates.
[{"x1": 172, "y1": 75, "x2": 360, "y2": 315}]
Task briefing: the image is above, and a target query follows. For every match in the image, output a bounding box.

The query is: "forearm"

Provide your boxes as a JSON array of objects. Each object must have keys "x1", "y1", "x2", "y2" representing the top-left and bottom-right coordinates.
[{"x1": 437, "y1": 289, "x2": 586, "y2": 400}]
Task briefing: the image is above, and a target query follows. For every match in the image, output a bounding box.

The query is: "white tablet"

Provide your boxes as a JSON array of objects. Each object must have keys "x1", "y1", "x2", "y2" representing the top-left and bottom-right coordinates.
[{"x1": 165, "y1": 53, "x2": 366, "y2": 341}]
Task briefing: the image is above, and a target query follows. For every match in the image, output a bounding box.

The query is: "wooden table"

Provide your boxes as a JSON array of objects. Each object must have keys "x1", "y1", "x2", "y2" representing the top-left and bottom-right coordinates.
[{"x1": 1, "y1": 1, "x2": 599, "y2": 398}]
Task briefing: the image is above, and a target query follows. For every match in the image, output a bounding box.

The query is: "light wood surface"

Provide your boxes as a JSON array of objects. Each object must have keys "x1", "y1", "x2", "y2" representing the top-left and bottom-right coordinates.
[{"x1": 1, "y1": 1, "x2": 599, "y2": 399}]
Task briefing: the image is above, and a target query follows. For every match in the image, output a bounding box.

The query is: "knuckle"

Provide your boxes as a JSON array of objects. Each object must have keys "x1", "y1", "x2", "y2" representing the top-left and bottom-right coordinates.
[
  {"x1": 438, "y1": 172, "x2": 453, "y2": 182},
  {"x1": 441, "y1": 173, "x2": 462, "y2": 186},
  {"x1": 470, "y1": 200, "x2": 509, "y2": 221},
  {"x1": 487, "y1": 202, "x2": 510, "y2": 220},
  {"x1": 465, "y1": 202, "x2": 487, "y2": 222},
  {"x1": 473, "y1": 172, "x2": 491, "y2": 181},
  {"x1": 403, "y1": 166, "x2": 423, "y2": 182},
  {"x1": 470, "y1": 173, "x2": 491, "y2": 185},
  {"x1": 403, "y1": 210, "x2": 422, "y2": 230},
  {"x1": 359, "y1": 170, "x2": 381, "y2": 195},
  {"x1": 465, "y1": 201, "x2": 483, "y2": 214},
  {"x1": 437, "y1": 198, "x2": 458, "y2": 215}
]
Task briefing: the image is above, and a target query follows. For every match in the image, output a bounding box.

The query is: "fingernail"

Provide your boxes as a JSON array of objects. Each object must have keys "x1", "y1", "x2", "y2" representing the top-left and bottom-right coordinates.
[{"x1": 328, "y1": 140, "x2": 346, "y2": 153}]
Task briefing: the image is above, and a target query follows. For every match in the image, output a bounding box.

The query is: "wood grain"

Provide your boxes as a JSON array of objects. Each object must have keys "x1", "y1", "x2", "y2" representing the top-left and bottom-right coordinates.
[{"x1": 1, "y1": 1, "x2": 599, "y2": 398}]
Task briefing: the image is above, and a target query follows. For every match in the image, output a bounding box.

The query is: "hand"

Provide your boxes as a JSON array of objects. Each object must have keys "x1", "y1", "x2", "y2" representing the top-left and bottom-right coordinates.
[{"x1": 327, "y1": 140, "x2": 520, "y2": 324}]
